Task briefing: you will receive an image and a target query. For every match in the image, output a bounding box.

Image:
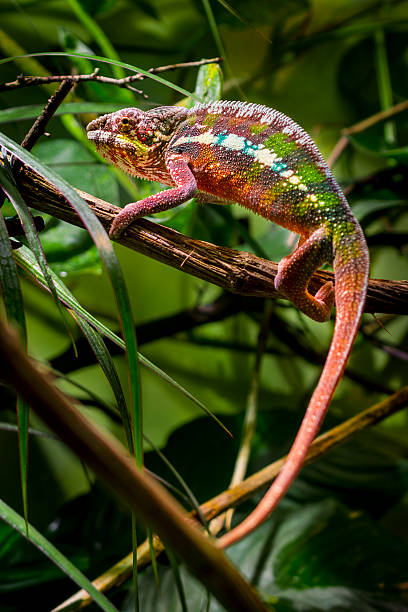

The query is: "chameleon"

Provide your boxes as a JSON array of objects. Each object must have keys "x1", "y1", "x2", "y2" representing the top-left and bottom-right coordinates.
[{"x1": 86, "y1": 100, "x2": 369, "y2": 549}]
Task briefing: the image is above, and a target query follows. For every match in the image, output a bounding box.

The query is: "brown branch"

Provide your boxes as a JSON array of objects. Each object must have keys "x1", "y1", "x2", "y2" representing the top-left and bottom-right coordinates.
[
  {"x1": 20, "y1": 80, "x2": 75, "y2": 150},
  {"x1": 16, "y1": 165, "x2": 408, "y2": 316},
  {"x1": 342, "y1": 99, "x2": 408, "y2": 136},
  {"x1": 0, "y1": 58, "x2": 223, "y2": 94},
  {"x1": 327, "y1": 99, "x2": 408, "y2": 167},
  {"x1": 55, "y1": 386, "x2": 408, "y2": 610},
  {"x1": 0, "y1": 319, "x2": 269, "y2": 612}
]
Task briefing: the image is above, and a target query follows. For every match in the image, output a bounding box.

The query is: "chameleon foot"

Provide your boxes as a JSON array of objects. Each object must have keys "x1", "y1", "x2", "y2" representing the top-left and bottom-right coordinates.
[{"x1": 313, "y1": 281, "x2": 335, "y2": 321}]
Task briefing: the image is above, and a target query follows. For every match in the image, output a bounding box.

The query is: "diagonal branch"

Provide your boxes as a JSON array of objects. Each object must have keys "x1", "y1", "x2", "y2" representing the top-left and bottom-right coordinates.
[
  {"x1": 55, "y1": 385, "x2": 408, "y2": 611},
  {"x1": 16, "y1": 164, "x2": 408, "y2": 315},
  {"x1": 0, "y1": 319, "x2": 269, "y2": 612}
]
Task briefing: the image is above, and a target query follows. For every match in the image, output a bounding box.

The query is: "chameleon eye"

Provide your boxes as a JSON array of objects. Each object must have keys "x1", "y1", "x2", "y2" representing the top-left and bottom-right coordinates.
[{"x1": 119, "y1": 117, "x2": 131, "y2": 132}]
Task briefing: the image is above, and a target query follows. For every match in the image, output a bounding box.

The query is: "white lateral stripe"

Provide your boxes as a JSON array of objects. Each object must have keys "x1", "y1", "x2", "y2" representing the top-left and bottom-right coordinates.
[{"x1": 175, "y1": 130, "x2": 284, "y2": 170}]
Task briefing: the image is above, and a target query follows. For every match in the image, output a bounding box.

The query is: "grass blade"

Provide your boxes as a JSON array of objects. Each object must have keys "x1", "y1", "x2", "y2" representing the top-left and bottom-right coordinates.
[
  {"x1": 0, "y1": 132, "x2": 143, "y2": 468},
  {"x1": 73, "y1": 314, "x2": 133, "y2": 452},
  {"x1": 166, "y1": 546, "x2": 188, "y2": 612},
  {"x1": 14, "y1": 246, "x2": 229, "y2": 434},
  {"x1": 0, "y1": 207, "x2": 29, "y2": 529},
  {"x1": 0, "y1": 498, "x2": 119, "y2": 612}
]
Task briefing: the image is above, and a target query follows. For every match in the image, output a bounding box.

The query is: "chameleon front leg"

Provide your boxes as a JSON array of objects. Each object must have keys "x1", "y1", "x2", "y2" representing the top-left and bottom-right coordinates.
[
  {"x1": 275, "y1": 227, "x2": 335, "y2": 322},
  {"x1": 109, "y1": 155, "x2": 197, "y2": 239}
]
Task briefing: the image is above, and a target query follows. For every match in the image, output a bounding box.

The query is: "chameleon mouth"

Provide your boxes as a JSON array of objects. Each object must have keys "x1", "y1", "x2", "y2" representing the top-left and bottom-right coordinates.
[
  {"x1": 86, "y1": 129, "x2": 116, "y2": 145},
  {"x1": 86, "y1": 129, "x2": 149, "y2": 155}
]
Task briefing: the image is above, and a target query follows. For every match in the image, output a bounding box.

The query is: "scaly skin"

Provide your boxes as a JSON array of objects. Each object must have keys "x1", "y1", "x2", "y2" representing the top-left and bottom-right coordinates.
[{"x1": 87, "y1": 101, "x2": 369, "y2": 548}]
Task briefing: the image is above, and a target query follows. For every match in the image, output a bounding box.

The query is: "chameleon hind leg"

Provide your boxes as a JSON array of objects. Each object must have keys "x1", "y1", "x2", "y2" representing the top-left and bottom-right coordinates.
[{"x1": 275, "y1": 227, "x2": 335, "y2": 322}]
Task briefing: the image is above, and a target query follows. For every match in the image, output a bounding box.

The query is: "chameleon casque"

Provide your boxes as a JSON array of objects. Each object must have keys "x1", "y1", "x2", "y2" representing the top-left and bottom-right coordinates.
[{"x1": 87, "y1": 100, "x2": 369, "y2": 549}]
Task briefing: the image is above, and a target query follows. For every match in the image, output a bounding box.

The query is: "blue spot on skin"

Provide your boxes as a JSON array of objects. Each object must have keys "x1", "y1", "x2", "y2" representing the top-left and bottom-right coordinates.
[
  {"x1": 215, "y1": 132, "x2": 228, "y2": 146},
  {"x1": 273, "y1": 163, "x2": 287, "y2": 173}
]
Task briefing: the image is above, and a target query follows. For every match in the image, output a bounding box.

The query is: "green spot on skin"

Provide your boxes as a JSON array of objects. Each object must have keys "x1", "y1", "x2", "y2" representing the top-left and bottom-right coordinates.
[
  {"x1": 297, "y1": 163, "x2": 325, "y2": 183},
  {"x1": 320, "y1": 192, "x2": 342, "y2": 208},
  {"x1": 250, "y1": 123, "x2": 269, "y2": 135},
  {"x1": 203, "y1": 113, "x2": 219, "y2": 127},
  {"x1": 244, "y1": 161, "x2": 264, "y2": 185},
  {"x1": 263, "y1": 132, "x2": 298, "y2": 156},
  {"x1": 188, "y1": 113, "x2": 198, "y2": 126},
  {"x1": 263, "y1": 177, "x2": 292, "y2": 201}
]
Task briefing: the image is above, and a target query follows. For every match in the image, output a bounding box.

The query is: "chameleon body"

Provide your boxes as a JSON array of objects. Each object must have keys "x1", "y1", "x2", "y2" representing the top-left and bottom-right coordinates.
[{"x1": 87, "y1": 101, "x2": 369, "y2": 548}]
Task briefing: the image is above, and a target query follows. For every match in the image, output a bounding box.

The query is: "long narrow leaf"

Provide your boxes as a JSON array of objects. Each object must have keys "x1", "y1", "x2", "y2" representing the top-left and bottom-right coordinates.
[
  {"x1": 0, "y1": 208, "x2": 25, "y2": 339},
  {"x1": 0, "y1": 208, "x2": 29, "y2": 528},
  {"x1": 166, "y1": 546, "x2": 188, "y2": 612},
  {"x1": 73, "y1": 314, "x2": 133, "y2": 452},
  {"x1": 14, "y1": 245, "x2": 230, "y2": 435},
  {"x1": 0, "y1": 132, "x2": 143, "y2": 466},
  {"x1": 66, "y1": 0, "x2": 133, "y2": 91},
  {"x1": 0, "y1": 161, "x2": 68, "y2": 328},
  {"x1": 0, "y1": 498, "x2": 119, "y2": 612}
]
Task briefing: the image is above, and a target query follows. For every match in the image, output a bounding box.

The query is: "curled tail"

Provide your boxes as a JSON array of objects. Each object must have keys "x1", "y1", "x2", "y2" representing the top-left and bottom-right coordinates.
[{"x1": 219, "y1": 222, "x2": 369, "y2": 549}]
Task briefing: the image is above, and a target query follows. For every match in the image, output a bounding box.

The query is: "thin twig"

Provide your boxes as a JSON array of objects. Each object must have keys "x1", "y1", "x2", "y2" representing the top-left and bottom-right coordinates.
[
  {"x1": 342, "y1": 99, "x2": 408, "y2": 136},
  {"x1": 328, "y1": 99, "x2": 408, "y2": 167},
  {"x1": 327, "y1": 135, "x2": 349, "y2": 168},
  {"x1": 55, "y1": 386, "x2": 408, "y2": 610},
  {"x1": 20, "y1": 80, "x2": 75, "y2": 150},
  {"x1": 0, "y1": 58, "x2": 223, "y2": 94}
]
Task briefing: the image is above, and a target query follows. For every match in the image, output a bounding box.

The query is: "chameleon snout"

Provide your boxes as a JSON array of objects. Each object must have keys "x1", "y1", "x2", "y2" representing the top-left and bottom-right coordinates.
[{"x1": 86, "y1": 115, "x2": 109, "y2": 133}]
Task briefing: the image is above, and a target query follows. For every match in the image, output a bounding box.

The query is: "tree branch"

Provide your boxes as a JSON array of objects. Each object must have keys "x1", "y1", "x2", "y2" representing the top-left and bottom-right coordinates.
[
  {"x1": 20, "y1": 79, "x2": 75, "y2": 150},
  {"x1": 55, "y1": 385, "x2": 408, "y2": 610},
  {"x1": 16, "y1": 164, "x2": 408, "y2": 315},
  {"x1": 0, "y1": 319, "x2": 269, "y2": 612},
  {"x1": 0, "y1": 58, "x2": 223, "y2": 94}
]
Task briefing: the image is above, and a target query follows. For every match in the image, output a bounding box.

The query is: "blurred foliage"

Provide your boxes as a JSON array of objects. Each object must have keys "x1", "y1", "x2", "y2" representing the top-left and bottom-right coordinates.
[{"x1": 0, "y1": 0, "x2": 408, "y2": 610}]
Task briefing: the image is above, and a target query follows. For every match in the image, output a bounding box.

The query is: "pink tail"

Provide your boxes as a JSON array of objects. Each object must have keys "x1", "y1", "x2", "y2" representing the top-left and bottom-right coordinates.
[{"x1": 219, "y1": 227, "x2": 369, "y2": 549}]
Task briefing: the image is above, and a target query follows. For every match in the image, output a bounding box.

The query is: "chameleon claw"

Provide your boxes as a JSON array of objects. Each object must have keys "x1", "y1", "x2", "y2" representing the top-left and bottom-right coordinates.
[{"x1": 108, "y1": 218, "x2": 125, "y2": 240}]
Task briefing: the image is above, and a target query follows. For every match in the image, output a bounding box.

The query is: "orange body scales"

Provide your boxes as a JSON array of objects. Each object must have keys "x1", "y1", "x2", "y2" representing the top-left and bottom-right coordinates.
[{"x1": 87, "y1": 101, "x2": 369, "y2": 548}]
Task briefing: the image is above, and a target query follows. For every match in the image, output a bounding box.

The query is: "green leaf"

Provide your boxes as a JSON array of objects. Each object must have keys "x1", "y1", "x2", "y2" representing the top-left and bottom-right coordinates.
[
  {"x1": 270, "y1": 500, "x2": 407, "y2": 589},
  {"x1": 135, "y1": 500, "x2": 408, "y2": 611},
  {"x1": 0, "y1": 160, "x2": 70, "y2": 336},
  {"x1": 0, "y1": 498, "x2": 118, "y2": 612},
  {"x1": 0, "y1": 131, "x2": 143, "y2": 467},
  {"x1": 0, "y1": 207, "x2": 26, "y2": 340},
  {"x1": 14, "y1": 246, "x2": 223, "y2": 431},
  {"x1": 33, "y1": 138, "x2": 120, "y2": 202},
  {"x1": 0, "y1": 206, "x2": 29, "y2": 530},
  {"x1": 74, "y1": 314, "x2": 133, "y2": 452},
  {"x1": 184, "y1": 62, "x2": 223, "y2": 108}
]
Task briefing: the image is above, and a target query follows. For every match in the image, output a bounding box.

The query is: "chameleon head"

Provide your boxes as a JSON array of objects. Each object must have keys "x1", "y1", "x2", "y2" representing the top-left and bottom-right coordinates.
[{"x1": 86, "y1": 106, "x2": 189, "y2": 178}]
